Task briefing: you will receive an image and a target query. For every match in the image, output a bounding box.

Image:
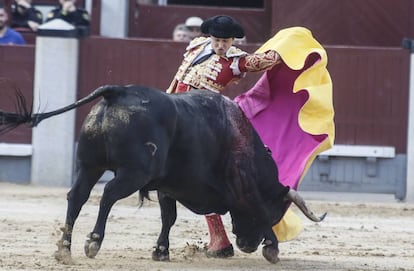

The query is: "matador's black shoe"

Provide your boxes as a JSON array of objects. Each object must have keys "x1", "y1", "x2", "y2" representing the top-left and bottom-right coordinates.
[{"x1": 206, "y1": 244, "x2": 234, "y2": 258}]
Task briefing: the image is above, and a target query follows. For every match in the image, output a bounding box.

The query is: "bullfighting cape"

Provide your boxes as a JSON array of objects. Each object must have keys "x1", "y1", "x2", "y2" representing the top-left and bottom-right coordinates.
[{"x1": 234, "y1": 27, "x2": 335, "y2": 241}]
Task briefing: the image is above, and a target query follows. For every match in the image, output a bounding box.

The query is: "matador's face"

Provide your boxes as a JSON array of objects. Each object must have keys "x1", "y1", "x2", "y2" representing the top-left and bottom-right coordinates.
[{"x1": 211, "y1": 36, "x2": 234, "y2": 56}]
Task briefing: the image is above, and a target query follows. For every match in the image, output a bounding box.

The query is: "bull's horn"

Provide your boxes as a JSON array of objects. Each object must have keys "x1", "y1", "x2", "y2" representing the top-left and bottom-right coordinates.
[{"x1": 286, "y1": 189, "x2": 327, "y2": 222}]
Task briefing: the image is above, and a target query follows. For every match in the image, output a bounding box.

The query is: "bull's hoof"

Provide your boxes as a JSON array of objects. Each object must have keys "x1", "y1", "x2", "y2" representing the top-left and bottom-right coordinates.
[
  {"x1": 54, "y1": 240, "x2": 74, "y2": 265},
  {"x1": 84, "y1": 232, "x2": 101, "y2": 258},
  {"x1": 152, "y1": 245, "x2": 170, "y2": 261},
  {"x1": 262, "y1": 245, "x2": 280, "y2": 264},
  {"x1": 206, "y1": 244, "x2": 234, "y2": 258}
]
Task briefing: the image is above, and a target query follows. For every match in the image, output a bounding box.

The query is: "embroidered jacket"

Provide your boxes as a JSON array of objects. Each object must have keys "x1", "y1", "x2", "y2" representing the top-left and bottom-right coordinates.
[{"x1": 167, "y1": 37, "x2": 280, "y2": 93}]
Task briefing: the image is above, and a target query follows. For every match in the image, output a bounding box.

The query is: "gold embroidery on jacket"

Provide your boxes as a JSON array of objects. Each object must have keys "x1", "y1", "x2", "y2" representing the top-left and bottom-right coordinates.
[
  {"x1": 175, "y1": 45, "x2": 205, "y2": 82},
  {"x1": 181, "y1": 55, "x2": 225, "y2": 92},
  {"x1": 170, "y1": 39, "x2": 249, "y2": 93},
  {"x1": 244, "y1": 50, "x2": 279, "y2": 72}
]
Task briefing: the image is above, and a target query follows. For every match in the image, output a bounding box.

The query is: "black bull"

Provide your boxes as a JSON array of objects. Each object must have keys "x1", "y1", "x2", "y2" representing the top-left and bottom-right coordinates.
[{"x1": 0, "y1": 85, "x2": 325, "y2": 264}]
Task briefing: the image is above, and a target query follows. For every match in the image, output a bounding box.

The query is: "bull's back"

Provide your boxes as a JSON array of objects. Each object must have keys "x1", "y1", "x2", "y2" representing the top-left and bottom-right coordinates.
[
  {"x1": 165, "y1": 90, "x2": 260, "y2": 185},
  {"x1": 168, "y1": 90, "x2": 236, "y2": 165},
  {"x1": 77, "y1": 85, "x2": 177, "y2": 168}
]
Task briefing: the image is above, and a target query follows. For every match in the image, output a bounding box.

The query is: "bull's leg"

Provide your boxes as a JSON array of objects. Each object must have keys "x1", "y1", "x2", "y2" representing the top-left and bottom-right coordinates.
[
  {"x1": 55, "y1": 167, "x2": 104, "y2": 264},
  {"x1": 84, "y1": 168, "x2": 145, "y2": 258},
  {"x1": 152, "y1": 191, "x2": 177, "y2": 261},
  {"x1": 262, "y1": 227, "x2": 280, "y2": 264}
]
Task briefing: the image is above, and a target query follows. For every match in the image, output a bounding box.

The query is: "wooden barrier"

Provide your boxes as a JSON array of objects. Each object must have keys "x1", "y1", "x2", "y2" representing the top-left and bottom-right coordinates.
[
  {"x1": 0, "y1": 38, "x2": 410, "y2": 155},
  {"x1": 0, "y1": 45, "x2": 35, "y2": 144},
  {"x1": 128, "y1": 3, "x2": 270, "y2": 43}
]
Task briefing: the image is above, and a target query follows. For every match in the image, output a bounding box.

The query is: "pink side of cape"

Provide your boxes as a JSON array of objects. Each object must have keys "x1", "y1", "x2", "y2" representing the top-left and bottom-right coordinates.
[{"x1": 235, "y1": 59, "x2": 327, "y2": 189}]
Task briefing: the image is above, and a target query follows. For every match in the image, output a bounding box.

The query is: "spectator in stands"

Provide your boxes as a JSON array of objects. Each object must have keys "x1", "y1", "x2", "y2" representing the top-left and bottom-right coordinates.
[
  {"x1": 0, "y1": 4, "x2": 25, "y2": 45},
  {"x1": 172, "y1": 23, "x2": 191, "y2": 43},
  {"x1": 11, "y1": 0, "x2": 43, "y2": 32},
  {"x1": 185, "y1": 16, "x2": 203, "y2": 39},
  {"x1": 46, "y1": 0, "x2": 90, "y2": 28}
]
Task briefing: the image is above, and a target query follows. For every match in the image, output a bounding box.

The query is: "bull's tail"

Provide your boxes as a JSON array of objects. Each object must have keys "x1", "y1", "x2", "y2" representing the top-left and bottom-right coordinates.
[
  {"x1": 0, "y1": 85, "x2": 124, "y2": 134},
  {"x1": 0, "y1": 90, "x2": 32, "y2": 133},
  {"x1": 286, "y1": 189, "x2": 327, "y2": 222}
]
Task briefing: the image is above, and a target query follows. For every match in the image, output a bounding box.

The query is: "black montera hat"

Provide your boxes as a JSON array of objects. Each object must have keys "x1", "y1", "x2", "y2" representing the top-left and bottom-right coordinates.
[{"x1": 200, "y1": 15, "x2": 245, "y2": 39}]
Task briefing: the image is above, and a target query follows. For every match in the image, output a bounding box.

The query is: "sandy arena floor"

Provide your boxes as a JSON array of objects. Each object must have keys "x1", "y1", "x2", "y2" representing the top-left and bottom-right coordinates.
[{"x1": 0, "y1": 182, "x2": 413, "y2": 271}]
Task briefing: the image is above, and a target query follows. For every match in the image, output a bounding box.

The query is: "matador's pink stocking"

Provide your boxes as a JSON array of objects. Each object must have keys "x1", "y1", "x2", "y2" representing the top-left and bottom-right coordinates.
[{"x1": 204, "y1": 214, "x2": 234, "y2": 258}]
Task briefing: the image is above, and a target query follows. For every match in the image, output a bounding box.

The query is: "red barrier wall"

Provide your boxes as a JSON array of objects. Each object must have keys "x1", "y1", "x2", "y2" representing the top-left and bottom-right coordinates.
[
  {"x1": 128, "y1": 3, "x2": 270, "y2": 43},
  {"x1": 77, "y1": 37, "x2": 410, "y2": 153},
  {"x1": 129, "y1": 0, "x2": 414, "y2": 47},
  {"x1": 270, "y1": 0, "x2": 414, "y2": 46},
  {"x1": 0, "y1": 45, "x2": 35, "y2": 143},
  {"x1": 0, "y1": 40, "x2": 410, "y2": 154}
]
